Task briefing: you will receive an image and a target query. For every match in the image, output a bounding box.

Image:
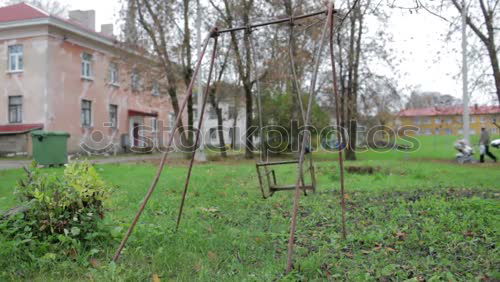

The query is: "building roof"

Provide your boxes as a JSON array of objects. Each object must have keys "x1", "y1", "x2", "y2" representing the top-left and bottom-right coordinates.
[
  {"x1": 0, "y1": 3, "x2": 116, "y2": 45},
  {"x1": 398, "y1": 105, "x2": 500, "y2": 117},
  {"x1": 0, "y1": 3, "x2": 48, "y2": 23},
  {"x1": 0, "y1": 123, "x2": 44, "y2": 135}
]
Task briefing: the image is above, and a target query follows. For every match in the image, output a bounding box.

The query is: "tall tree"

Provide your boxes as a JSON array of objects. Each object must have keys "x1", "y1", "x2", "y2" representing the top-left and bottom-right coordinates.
[
  {"x1": 129, "y1": 0, "x2": 190, "y2": 147},
  {"x1": 336, "y1": 0, "x2": 366, "y2": 161},
  {"x1": 181, "y1": 0, "x2": 195, "y2": 147},
  {"x1": 449, "y1": 0, "x2": 499, "y2": 104},
  {"x1": 210, "y1": 0, "x2": 256, "y2": 159}
]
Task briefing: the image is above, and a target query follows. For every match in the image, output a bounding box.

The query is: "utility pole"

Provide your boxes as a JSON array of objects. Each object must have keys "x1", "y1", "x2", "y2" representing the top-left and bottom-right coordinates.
[
  {"x1": 195, "y1": 0, "x2": 207, "y2": 161},
  {"x1": 462, "y1": 0, "x2": 470, "y2": 144}
]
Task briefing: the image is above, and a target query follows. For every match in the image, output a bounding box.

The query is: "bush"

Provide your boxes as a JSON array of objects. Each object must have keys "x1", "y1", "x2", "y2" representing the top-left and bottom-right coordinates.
[{"x1": 1, "y1": 161, "x2": 114, "y2": 246}]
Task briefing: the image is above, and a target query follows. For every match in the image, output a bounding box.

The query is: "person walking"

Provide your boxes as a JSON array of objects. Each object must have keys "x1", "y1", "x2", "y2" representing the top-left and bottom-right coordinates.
[{"x1": 479, "y1": 127, "x2": 497, "y2": 163}]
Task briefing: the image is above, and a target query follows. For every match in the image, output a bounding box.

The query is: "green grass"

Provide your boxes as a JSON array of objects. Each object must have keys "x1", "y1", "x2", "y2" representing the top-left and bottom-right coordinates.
[
  {"x1": 0, "y1": 155, "x2": 499, "y2": 281},
  {"x1": 314, "y1": 134, "x2": 500, "y2": 161}
]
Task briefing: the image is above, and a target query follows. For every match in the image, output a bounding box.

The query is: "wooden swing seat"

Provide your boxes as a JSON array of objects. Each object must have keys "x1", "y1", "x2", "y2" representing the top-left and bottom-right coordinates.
[{"x1": 256, "y1": 158, "x2": 316, "y2": 198}]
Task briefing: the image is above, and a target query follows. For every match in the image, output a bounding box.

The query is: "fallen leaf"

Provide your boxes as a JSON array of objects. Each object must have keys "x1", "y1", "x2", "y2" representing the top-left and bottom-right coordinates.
[
  {"x1": 395, "y1": 231, "x2": 408, "y2": 240},
  {"x1": 67, "y1": 248, "x2": 78, "y2": 258},
  {"x1": 208, "y1": 251, "x2": 218, "y2": 261},
  {"x1": 89, "y1": 258, "x2": 101, "y2": 268},
  {"x1": 345, "y1": 252, "x2": 354, "y2": 258},
  {"x1": 152, "y1": 273, "x2": 161, "y2": 282},
  {"x1": 361, "y1": 250, "x2": 371, "y2": 255},
  {"x1": 386, "y1": 247, "x2": 397, "y2": 253},
  {"x1": 464, "y1": 231, "x2": 475, "y2": 237},
  {"x1": 373, "y1": 244, "x2": 383, "y2": 251}
]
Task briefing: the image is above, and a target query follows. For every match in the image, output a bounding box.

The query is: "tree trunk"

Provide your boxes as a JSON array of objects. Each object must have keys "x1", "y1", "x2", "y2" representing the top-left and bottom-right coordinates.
[
  {"x1": 231, "y1": 101, "x2": 238, "y2": 149},
  {"x1": 219, "y1": 0, "x2": 254, "y2": 159},
  {"x1": 451, "y1": 0, "x2": 500, "y2": 104},
  {"x1": 167, "y1": 87, "x2": 188, "y2": 147},
  {"x1": 209, "y1": 88, "x2": 228, "y2": 158},
  {"x1": 485, "y1": 22, "x2": 500, "y2": 104},
  {"x1": 183, "y1": 0, "x2": 194, "y2": 148},
  {"x1": 284, "y1": 0, "x2": 301, "y2": 154},
  {"x1": 244, "y1": 84, "x2": 254, "y2": 158}
]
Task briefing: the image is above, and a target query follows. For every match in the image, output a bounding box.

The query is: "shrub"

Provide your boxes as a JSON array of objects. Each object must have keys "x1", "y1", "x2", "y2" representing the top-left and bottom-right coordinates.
[{"x1": 2, "y1": 162, "x2": 113, "y2": 244}]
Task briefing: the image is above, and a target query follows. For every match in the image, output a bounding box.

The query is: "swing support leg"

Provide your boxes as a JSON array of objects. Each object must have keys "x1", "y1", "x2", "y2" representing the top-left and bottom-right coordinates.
[
  {"x1": 176, "y1": 31, "x2": 219, "y2": 230},
  {"x1": 285, "y1": 3, "x2": 333, "y2": 274},
  {"x1": 112, "y1": 29, "x2": 217, "y2": 262},
  {"x1": 329, "y1": 3, "x2": 348, "y2": 241}
]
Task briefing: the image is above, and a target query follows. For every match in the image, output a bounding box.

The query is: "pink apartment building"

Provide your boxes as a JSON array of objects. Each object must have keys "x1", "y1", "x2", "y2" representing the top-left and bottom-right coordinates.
[{"x1": 0, "y1": 3, "x2": 177, "y2": 156}]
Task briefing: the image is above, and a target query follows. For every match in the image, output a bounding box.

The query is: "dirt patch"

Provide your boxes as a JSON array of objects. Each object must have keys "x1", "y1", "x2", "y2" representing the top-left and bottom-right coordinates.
[
  {"x1": 140, "y1": 155, "x2": 259, "y2": 167},
  {"x1": 346, "y1": 166, "x2": 380, "y2": 175}
]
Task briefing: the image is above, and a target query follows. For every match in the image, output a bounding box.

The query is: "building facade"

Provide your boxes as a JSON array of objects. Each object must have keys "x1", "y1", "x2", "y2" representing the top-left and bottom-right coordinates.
[
  {"x1": 396, "y1": 105, "x2": 500, "y2": 136},
  {"x1": 0, "y1": 3, "x2": 177, "y2": 155},
  {"x1": 203, "y1": 102, "x2": 246, "y2": 149}
]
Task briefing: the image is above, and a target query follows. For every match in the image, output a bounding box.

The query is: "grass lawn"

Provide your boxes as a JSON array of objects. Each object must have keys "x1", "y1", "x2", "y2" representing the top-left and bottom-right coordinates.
[
  {"x1": 314, "y1": 134, "x2": 500, "y2": 161},
  {"x1": 0, "y1": 149, "x2": 499, "y2": 281}
]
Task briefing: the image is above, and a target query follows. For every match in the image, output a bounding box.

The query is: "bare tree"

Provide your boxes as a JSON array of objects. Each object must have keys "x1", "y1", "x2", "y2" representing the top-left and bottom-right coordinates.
[
  {"x1": 129, "y1": 0, "x2": 190, "y2": 146},
  {"x1": 208, "y1": 46, "x2": 232, "y2": 158},
  {"x1": 449, "y1": 0, "x2": 500, "y2": 104},
  {"x1": 210, "y1": 0, "x2": 256, "y2": 159},
  {"x1": 181, "y1": 0, "x2": 195, "y2": 147}
]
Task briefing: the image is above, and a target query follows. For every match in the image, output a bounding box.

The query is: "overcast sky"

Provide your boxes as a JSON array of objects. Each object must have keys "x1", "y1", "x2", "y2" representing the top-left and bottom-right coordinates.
[{"x1": 2, "y1": 0, "x2": 480, "y2": 103}]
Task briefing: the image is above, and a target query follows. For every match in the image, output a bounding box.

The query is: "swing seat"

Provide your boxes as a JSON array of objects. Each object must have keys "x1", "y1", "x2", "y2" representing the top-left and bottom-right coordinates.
[
  {"x1": 270, "y1": 184, "x2": 314, "y2": 191},
  {"x1": 256, "y1": 159, "x2": 316, "y2": 199}
]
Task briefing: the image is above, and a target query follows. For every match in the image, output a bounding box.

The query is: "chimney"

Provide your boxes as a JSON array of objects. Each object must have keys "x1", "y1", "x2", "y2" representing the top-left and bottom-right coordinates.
[
  {"x1": 100, "y1": 24, "x2": 114, "y2": 37},
  {"x1": 69, "y1": 10, "x2": 96, "y2": 31}
]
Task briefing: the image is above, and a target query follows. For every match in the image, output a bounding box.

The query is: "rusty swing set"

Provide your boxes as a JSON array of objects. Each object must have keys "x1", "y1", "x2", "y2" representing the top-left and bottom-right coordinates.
[{"x1": 112, "y1": 3, "x2": 347, "y2": 273}]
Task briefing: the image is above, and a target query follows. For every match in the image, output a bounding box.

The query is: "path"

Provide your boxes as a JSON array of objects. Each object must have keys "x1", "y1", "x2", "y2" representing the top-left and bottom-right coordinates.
[{"x1": 0, "y1": 154, "x2": 165, "y2": 171}]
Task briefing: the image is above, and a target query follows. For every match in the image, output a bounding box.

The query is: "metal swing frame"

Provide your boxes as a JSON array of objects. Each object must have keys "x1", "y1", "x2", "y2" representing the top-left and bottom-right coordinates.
[
  {"x1": 250, "y1": 15, "x2": 318, "y2": 199},
  {"x1": 112, "y1": 3, "x2": 346, "y2": 274}
]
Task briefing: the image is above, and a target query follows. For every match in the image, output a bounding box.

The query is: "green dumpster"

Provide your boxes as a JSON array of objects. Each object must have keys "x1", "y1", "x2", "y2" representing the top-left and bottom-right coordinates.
[{"x1": 31, "y1": 131, "x2": 70, "y2": 166}]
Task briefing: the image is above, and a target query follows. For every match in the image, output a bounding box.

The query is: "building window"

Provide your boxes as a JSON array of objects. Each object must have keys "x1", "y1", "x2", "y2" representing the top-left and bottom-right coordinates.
[
  {"x1": 109, "y1": 104, "x2": 118, "y2": 128},
  {"x1": 228, "y1": 106, "x2": 237, "y2": 120},
  {"x1": 193, "y1": 107, "x2": 198, "y2": 121},
  {"x1": 209, "y1": 128, "x2": 217, "y2": 140},
  {"x1": 81, "y1": 53, "x2": 93, "y2": 79},
  {"x1": 152, "y1": 81, "x2": 160, "y2": 96},
  {"x1": 8, "y1": 45, "x2": 23, "y2": 72},
  {"x1": 425, "y1": 128, "x2": 431, "y2": 136},
  {"x1": 131, "y1": 69, "x2": 141, "y2": 91},
  {"x1": 109, "y1": 62, "x2": 119, "y2": 85},
  {"x1": 424, "y1": 117, "x2": 431, "y2": 124},
  {"x1": 151, "y1": 117, "x2": 158, "y2": 132},
  {"x1": 435, "y1": 128, "x2": 440, "y2": 135},
  {"x1": 445, "y1": 128, "x2": 452, "y2": 135},
  {"x1": 470, "y1": 116, "x2": 476, "y2": 123},
  {"x1": 435, "y1": 118, "x2": 441, "y2": 124},
  {"x1": 414, "y1": 117, "x2": 420, "y2": 125},
  {"x1": 480, "y1": 116, "x2": 487, "y2": 123},
  {"x1": 209, "y1": 108, "x2": 218, "y2": 120},
  {"x1": 168, "y1": 112, "x2": 175, "y2": 131},
  {"x1": 8, "y1": 96, "x2": 22, "y2": 123},
  {"x1": 446, "y1": 118, "x2": 452, "y2": 124},
  {"x1": 81, "y1": 100, "x2": 92, "y2": 127}
]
